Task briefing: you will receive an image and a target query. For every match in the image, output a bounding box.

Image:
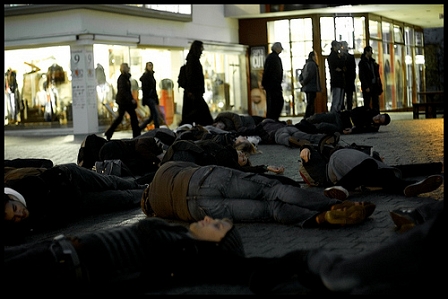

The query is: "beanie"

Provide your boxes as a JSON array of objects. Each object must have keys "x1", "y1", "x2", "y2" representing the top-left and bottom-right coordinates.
[
  {"x1": 218, "y1": 226, "x2": 245, "y2": 257},
  {"x1": 4, "y1": 187, "x2": 27, "y2": 207}
]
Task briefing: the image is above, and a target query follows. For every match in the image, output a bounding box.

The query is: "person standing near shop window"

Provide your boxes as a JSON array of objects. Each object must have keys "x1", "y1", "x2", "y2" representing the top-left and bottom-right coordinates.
[
  {"x1": 358, "y1": 46, "x2": 383, "y2": 114},
  {"x1": 105, "y1": 63, "x2": 140, "y2": 140},
  {"x1": 341, "y1": 41, "x2": 356, "y2": 111},
  {"x1": 178, "y1": 40, "x2": 214, "y2": 127},
  {"x1": 300, "y1": 51, "x2": 321, "y2": 118},
  {"x1": 327, "y1": 41, "x2": 345, "y2": 113},
  {"x1": 261, "y1": 42, "x2": 285, "y2": 121},
  {"x1": 139, "y1": 61, "x2": 161, "y2": 131}
]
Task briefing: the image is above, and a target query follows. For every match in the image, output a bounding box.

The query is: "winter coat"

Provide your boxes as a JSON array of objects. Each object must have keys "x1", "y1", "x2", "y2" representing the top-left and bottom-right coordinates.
[
  {"x1": 99, "y1": 136, "x2": 163, "y2": 176},
  {"x1": 261, "y1": 51, "x2": 283, "y2": 91},
  {"x1": 213, "y1": 112, "x2": 257, "y2": 132},
  {"x1": 358, "y1": 54, "x2": 383, "y2": 95},
  {"x1": 343, "y1": 52, "x2": 356, "y2": 92},
  {"x1": 301, "y1": 59, "x2": 321, "y2": 93},
  {"x1": 185, "y1": 57, "x2": 205, "y2": 95},
  {"x1": 140, "y1": 70, "x2": 159, "y2": 105},
  {"x1": 115, "y1": 72, "x2": 134, "y2": 106},
  {"x1": 327, "y1": 50, "x2": 345, "y2": 88}
]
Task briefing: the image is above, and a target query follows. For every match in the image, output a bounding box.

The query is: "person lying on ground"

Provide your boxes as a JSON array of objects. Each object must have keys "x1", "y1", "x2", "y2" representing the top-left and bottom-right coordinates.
[
  {"x1": 4, "y1": 163, "x2": 147, "y2": 244},
  {"x1": 77, "y1": 134, "x2": 164, "y2": 177},
  {"x1": 5, "y1": 200, "x2": 444, "y2": 295},
  {"x1": 249, "y1": 199, "x2": 445, "y2": 295},
  {"x1": 3, "y1": 216, "x2": 247, "y2": 295},
  {"x1": 160, "y1": 139, "x2": 298, "y2": 187},
  {"x1": 274, "y1": 125, "x2": 340, "y2": 148},
  {"x1": 298, "y1": 140, "x2": 443, "y2": 200},
  {"x1": 142, "y1": 160, "x2": 376, "y2": 228},
  {"x1": 211, "y1": 111, "x2": 265, "y2": 133},
  {"x1": 236, "y1": 117, "x2": 336, "y2": 147},
  {"x1": 300, "y1": 106, "x2": 391, "y2": 135}
]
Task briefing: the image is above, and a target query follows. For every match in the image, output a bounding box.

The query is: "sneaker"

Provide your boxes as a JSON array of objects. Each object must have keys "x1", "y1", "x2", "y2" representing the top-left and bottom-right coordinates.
[
  {"x1": 324, "y1": 205, "x2": 367, "y2": 226},
  {"x1": 331, "y1": 200, "x2": 376, "y2": 218},
  {"x1": 403, "y1": 175, "x2": 443, "y2": 197},
  {"x1": 325, "y1": 132, "x2": 340, "y2": 145},
  {"x1": 324, "y1": 186, "x2": 349, "y2": 200},
  {"x1": 389, "y1": 208, "x2": 424, "y2": 232},
  {"x1": 288, "y1": 137, "x2": 310, "y2": 148}
]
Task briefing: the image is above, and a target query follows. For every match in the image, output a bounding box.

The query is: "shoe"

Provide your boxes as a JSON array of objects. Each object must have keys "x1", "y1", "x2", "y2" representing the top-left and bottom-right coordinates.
[
  {"x1": 324, "y1": 132, "x2": 340, "y2": 146},
  {"x1": 324, "y1": 186, "x2": 349, "y2": 200},
  {"x1": 324, "y1": 205, "x2": 367, "y2": 226},
  {"x1": 104, "y1": 132, "x2": 112, "y2": 141},
  {"x1": 288, "y1": 137, "x2": 310, "y2": 148},
  {"x1": 331, "y1": 200, "x2": 376, "y2": 218},
  {"x1": 318, "y1": 133, "x2": 339, "y2": 154},
  {"x1": 403, "y1": 175, "x2": 443, "y2": 197},
  {"x1": 389, "y1": 209, "x2": 424, "y2": 232}
]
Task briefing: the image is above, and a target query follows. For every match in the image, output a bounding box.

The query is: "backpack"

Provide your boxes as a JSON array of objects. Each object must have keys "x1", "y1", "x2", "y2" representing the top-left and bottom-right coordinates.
[{"x1": 177, "y1": 64, "x2": 187, "y2": 89}]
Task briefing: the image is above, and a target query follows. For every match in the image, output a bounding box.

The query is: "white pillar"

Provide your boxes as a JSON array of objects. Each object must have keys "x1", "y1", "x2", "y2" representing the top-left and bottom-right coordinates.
[{"x1": 70, "y1": 45, "x2": 98, "y2": 138}]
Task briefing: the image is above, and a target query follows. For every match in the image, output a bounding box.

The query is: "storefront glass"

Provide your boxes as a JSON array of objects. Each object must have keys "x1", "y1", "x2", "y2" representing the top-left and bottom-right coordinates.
[
  {"x1": 5, "y1": 42, "x2": 247, "y2": 129},
  {"x1": 4, "y1": 46, "x2": 72, "y2": 125}
]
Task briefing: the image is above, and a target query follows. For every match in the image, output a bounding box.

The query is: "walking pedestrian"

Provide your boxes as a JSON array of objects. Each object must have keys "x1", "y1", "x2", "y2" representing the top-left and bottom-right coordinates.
[
  {"x1": 139, "y1": 61, "x2": 161, "y2": 131},
  {"x1": 105, "y1": 63, "x2": 140, "y2": 140},
  {"x1": 178, "y1": 40, "x2": 214, "y2": 126}
]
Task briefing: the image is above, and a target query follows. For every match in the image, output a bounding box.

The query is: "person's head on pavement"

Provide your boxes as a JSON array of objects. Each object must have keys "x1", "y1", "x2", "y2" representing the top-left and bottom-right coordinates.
[
  {"x1": 4, "y1": 187, "x2": 29, "y2": 223},
  {"x1": 372, "y1": 113, "x2": 391, "y2": 126}
]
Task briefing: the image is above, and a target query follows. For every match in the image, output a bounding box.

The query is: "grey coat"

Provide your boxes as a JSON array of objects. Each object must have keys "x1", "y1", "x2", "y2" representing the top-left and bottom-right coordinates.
[{"x1": 301, "y1": 60, "x2": 321, "y2": 93}]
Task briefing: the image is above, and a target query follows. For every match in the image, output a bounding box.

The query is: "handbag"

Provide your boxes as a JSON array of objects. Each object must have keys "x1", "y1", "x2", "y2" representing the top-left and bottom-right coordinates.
[{"x1": 93, "y1": 159, "x2": 133, "y2": 177}]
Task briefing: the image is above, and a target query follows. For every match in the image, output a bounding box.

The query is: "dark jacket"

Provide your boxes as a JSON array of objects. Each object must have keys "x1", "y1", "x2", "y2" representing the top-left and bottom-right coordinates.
[
  {"x1": 358, "y1": 54, "x2": 383, "y2": 95},
  {"x1": 161, "y1": 139, "x2": 267, "y2": 174},
  {"x1": 240, "y1": 118, "x2": 287, "y2": 144},
  {"x1": 213, "y1": 112, "x2": 258, "y2": 132},
  {"x1": 4, "y1": 217, "x2": 248, "y2": 295},
  {"x1": 140, "y1": 70, "x2": 159, "y2": 105},
  {"x1": 261, "y1": 51, "x2": 283, "y2": 91},
  {"x1": 343, "y1": 52, "x2": 356, "y2": 92},
  {"x1": 339, "y1": 106, "x2": 381, "y2": 134},
  {"x1": 115, "y1": 72, "x2": 134, "y2": 106},
  {"x1": 185, "y1": 57, "x2": 205, "y2": 95},
  {"x1": 99, "y1": 136, "x2": 163, "y2": 176},
  {"x1": 327, "y1": 50, "x2": 345, "y2": 88}
]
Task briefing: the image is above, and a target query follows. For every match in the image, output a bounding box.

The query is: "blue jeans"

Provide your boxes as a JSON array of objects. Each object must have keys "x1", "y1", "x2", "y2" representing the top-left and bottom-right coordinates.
[
  {"x1": 274, "y1": 126, "x2": 325, "y2": 146},
  {"x1": 330, "y1": 87, "x2": 344, "y2": 113},
  {"x1": 187, "y1": 166, "x2": 340, "y2": 227}
]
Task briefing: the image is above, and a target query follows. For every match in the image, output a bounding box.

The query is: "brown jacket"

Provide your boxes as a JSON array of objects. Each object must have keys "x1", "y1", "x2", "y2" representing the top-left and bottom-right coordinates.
[{"x1": 144, "y1": 161, "x2": 198, "y2": 221}]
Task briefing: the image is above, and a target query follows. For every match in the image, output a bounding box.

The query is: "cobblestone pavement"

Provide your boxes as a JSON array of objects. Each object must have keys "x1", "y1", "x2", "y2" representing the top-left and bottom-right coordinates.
[{"x1": 4, "y1": 113, "x2": 444, "y2": 294}]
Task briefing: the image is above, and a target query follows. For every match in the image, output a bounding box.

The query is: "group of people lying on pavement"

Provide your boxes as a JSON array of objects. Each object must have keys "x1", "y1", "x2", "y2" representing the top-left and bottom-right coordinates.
[{"x1": 3, "y1": 108, "x2": 445, "y2": 295}]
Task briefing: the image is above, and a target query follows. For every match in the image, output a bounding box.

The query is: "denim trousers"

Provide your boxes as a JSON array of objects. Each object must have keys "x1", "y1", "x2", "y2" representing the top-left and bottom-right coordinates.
[
  {"x1": 187, "y1": 166, "x2": 340, "y2": 227},
  {"x1": 274, "y1": 126, "x2": 326, "y2": 146}
]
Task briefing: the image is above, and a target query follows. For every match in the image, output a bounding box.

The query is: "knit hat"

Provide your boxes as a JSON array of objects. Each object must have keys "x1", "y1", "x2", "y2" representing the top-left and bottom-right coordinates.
[
  {"x1": 218, "y1": 226, "x2": 245, "y2": 257},
  {"x1": 4, "y1": 187, "x2": 27, "y2": 207}
]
